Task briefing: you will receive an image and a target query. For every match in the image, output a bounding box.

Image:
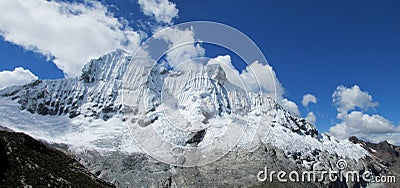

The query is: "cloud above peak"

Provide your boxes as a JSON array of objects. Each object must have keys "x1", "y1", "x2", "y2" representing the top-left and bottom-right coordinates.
[
  {"x1": 207, "y1": 55, "x2": 300, "y2": 116},
  {"x1": 305, "y1": 112, "x2": 316, "y2": 125},
  {"x1": 0, "y1": 0, "x2": 141, "y2": 77}
]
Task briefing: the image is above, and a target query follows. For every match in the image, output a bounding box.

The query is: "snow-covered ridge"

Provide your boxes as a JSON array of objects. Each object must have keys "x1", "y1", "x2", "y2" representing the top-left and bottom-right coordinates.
[
  {"x1": 0, "y1": 49, "x2": 131, "y2": 120},
  {"x1": 0, "y1": 49, "x2": 367, "y2": 160}
]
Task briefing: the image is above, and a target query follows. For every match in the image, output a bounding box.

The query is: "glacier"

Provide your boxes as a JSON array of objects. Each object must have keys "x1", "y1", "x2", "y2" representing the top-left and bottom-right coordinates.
[
  {"x1": 0, "y1": 49, "x2": 370, "y2": 186},
  {"x1": 0, "y1": 49, "x2": 367, "y2": 158}
]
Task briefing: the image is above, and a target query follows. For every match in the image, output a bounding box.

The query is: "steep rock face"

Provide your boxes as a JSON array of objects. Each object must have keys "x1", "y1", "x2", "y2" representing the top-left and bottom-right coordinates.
[
  {"x1": 4, "y1": 79, "x2": 84, "y2": 118},
  {"x1": 249, "y1": 94, "x2": 318, "y2": 138},
  {"x1": 350, "y1": 136, "x2": 400, "y2": 187},
  {"x1": 0, "y1": 49, "x2": 373, "y2": 187},
  {"x1": 1, "y1": 50, "x2": 131, "y2": 120}
]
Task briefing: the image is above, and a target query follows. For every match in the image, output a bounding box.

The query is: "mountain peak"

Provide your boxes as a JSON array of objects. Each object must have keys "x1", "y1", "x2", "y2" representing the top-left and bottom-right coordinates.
[
  {"x1": 0, "y1": 49, "x2": 368, "y2": 167},
  {"x1": 80, "y1": 49, "x2": 131, "y2": 83}
]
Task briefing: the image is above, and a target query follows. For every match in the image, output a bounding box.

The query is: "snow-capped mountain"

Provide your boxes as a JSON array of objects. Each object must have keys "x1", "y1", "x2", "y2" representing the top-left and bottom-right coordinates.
[{"x1": 0, "y1": 49, "x2": 378, "y2": 187}]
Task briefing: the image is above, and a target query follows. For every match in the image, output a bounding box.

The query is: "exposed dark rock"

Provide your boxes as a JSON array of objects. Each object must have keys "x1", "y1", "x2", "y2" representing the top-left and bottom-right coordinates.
[
  {"x1": 186, "y1": 129, "x2": 206, "y2": 146},
  {"x1": 0, "y1": 130, "x2": 114, "y2": 187},
  {"x1": 349, "y1": 136, "x2": 400, "y2": 187}
]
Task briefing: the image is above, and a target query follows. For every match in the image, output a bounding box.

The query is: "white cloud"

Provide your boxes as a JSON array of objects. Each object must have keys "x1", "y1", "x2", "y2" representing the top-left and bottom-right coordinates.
[
  {"x1": 330, "y1": 111, "x2": 400, "y2": 145},
  {"x1": 0, "y1": 67, "x2": 38, "y2": 89},
  {"x1": 280, "y1": 98, "x2": 301, "y2": 116},
  {"x1": 330, "y1": 85, "x2": 400, "y2": 145},
  {"x1": 302, "y1": 93, "x2": 317, "y2": 107},
  {"x1": 0, "y1": 0, "x2": 141, "y2": 76},
  {"x1": 209, "y1": 57, "x2": 284, "y2": 97},
  {"x1": 333, "y1": 85, "x2": 378, "y2": 118},
  {"x1": 152, "y1": 24, "x2": 284, "y2": 104},
  {"x1": 306, "y1": 112, "x2": 317, "y2": 125},
  {"x1": 240, "y1": 62, "x2": 301, "y2": 117},
  {"x1": 138, "y1": 0, "x2": 179, "y2": 25},
  {"x1": 208, "y1": 55, "x2": 232, "y2": 66},
  {"x1": 208, "y1": 55, "x2": 301, "y2": 116},
  {"x1": 367, "y1": 133, "x2": 400, "y2": 146},
  {"x1": 241, "y1": 61, "x2": 284, "y2": 97},
  {"x1": 154, "y1": 27, "x2": 205, "y2": 67},
  {"x1": 208, "y1": 55, "x2": 245, "y2": 89}
]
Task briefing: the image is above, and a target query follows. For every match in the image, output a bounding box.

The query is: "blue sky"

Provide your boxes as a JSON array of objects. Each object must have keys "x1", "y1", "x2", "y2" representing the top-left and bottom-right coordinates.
[
  {"x1": 172, "y1": 0, "x2": 400, "y2": 131},
  {"x1": 0, "y1": 0, "x2": 399, "y2": 143}
]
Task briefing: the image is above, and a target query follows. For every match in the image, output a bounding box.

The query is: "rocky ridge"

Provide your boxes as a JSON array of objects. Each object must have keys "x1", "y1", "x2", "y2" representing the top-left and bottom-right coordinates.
[
  {"x1": 0, "y1": 49, "x2": 391, "y2": 187},
  {"x1": 0, "y1": 126, "x2": 113, "y2": 187}
]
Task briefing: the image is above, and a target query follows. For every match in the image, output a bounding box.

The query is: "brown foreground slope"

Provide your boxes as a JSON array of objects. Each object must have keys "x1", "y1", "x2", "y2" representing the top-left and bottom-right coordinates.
[{"x1": 0, "y1": 129, "x2": 114, "y2": 187}]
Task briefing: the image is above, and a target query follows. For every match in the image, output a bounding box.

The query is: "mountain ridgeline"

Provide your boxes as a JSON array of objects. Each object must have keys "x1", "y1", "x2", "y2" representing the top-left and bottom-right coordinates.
[
  {"x1": 0, "y1": 49, "x2": 317, "y2": 138},
  {"x1": 0, "y1": 49, "x2": 398, "y2": 187}
]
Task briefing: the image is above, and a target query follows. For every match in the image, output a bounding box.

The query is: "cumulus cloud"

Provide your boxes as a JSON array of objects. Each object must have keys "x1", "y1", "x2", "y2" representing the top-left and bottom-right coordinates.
[
  {"x1": 208, "y1": 56, "x2": 244, "y2": 89},
  {"x1": 208, "y1": 56, "x2": 283, "y2": 96},
  {"x1": 208, "y1": 58, "x2": 284, "y2": 97},
  {"x1": 306, "y1": 112, "x2": 317, "y2": 125},
  {"x1": 302, "y1": 93, "x2": 317, "y2": 107},
  {"x1": 154, "y1": 27, "x2": 205, "y2": 67},
  {"x1": 280, "y1": 98, "x2": 301, "y2": 116},
  {"x1": 367, "y1": 133, "x2": 400, "y2": 146},
  {"x1": 0, "y1": 67, "x2": 38, "y2": 89},
  {"x1": 241, "y1": 61, "x2": 300, "y2": 115},
  {"x1": 330, "y1": 85, "x2": 400, "y2": 145},
  {"x1": 241, "y1": 61, "x2": 284, "y2": 97},
  {"x1": 0, "y1": 0, "x2": 141, "y2": 76},
  {"x1": 330, "y1": 111, "x2": 400, "y2": 145},
  {"x1": 138, "y1": 0, "x2": 179, "y2": 25},
  {"x1": 208, "y1": 55, "x2": 301, "y2": 116},
  {"x1": 207, "y1": 55, "x2": 242, "y2": 85},
  {"x1": 333, "y1": 85, "x2": 378, "y2": 118},
  {"x1": 301, "y1": 94, "x2": 317, "y2": 124},
  {"x1": 208, "y1": 55, "x2": 232, "y2": 67}
]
